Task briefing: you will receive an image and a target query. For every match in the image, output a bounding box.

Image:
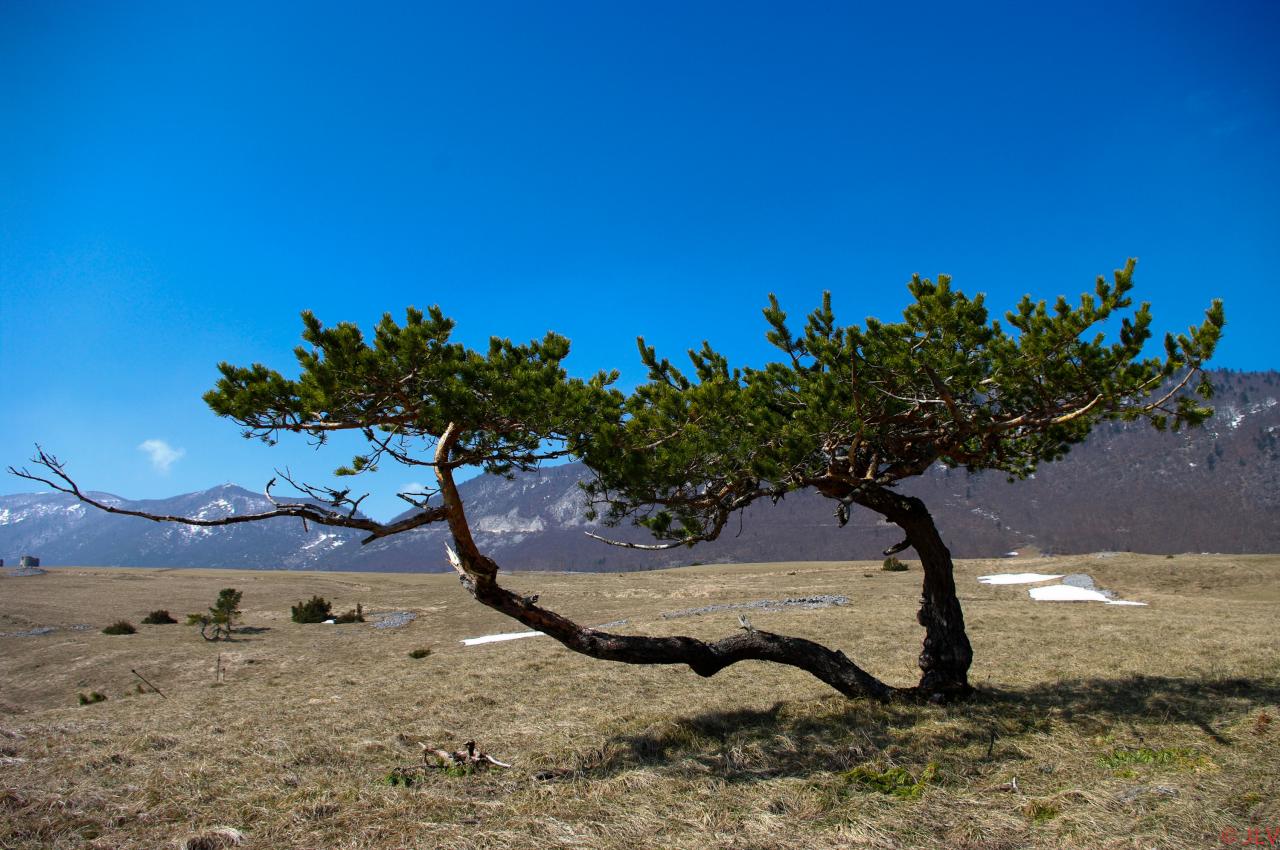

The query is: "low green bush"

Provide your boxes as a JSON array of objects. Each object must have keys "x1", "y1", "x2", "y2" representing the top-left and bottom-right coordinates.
[
  {"x1": 408, "y1": 647, "x2": 432, "y2": 659},
  {"x1": 292, "y1": 595, "x2": 334, "y2": 624},
  {"x1": 1099, "y1": 746, "x2": 1201, "y2": 769},
  {"x1": 102, "y1": 620, "x2": 136, "y2": 635},
  {"x1": 844, "y1": 763, "x2": 936, "y2": 799},
  {"x1": 882, "y1": 557, "x2": 908, "y2": 572},
  {"x1": 141, "y1": 609, "x2": 177, "y2": 625},
  {"x1": 334, "y1": 603, "x2": 365, "y2": 624},
  {"x1": 78, "y1": 691, "x2": 106, "y2": 705}
]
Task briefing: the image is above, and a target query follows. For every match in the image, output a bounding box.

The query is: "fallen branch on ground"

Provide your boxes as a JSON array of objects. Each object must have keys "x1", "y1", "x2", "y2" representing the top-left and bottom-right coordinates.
[
  {"x1": 385, "y1": 740, "x2": 513, "y2": 786},
  {"x1": 425, "y1": 739, "x2": 513, "y2": 769}
]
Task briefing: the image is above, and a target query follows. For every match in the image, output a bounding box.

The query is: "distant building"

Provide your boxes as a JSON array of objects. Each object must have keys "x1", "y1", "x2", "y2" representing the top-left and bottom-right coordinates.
[{"x1": 19, "y1": 555, "x2": 39, "y2": 568}]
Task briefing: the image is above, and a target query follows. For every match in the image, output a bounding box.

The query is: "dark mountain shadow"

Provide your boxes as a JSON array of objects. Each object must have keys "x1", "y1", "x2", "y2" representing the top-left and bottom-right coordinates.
[{"x1": 568, "y1": 674, "x2": 1278, "y2": 782}]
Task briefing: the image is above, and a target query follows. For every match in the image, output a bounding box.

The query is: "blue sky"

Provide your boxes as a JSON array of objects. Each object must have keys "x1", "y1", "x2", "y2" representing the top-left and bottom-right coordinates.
[{"x1": 2, "y1": 1, "x2": 1278, "y2": 521}]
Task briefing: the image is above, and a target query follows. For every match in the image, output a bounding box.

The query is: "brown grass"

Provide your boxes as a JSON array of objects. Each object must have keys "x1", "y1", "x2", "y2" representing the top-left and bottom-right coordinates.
[{"x1": 0, "y1": 554, "x2": 1277, "y2": 849}]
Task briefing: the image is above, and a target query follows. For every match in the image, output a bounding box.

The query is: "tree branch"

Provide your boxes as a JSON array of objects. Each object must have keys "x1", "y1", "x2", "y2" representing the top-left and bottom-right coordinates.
[
  {"x1": 582, "y1": 530, "x2": 695, "y2": 550},
  {"x1": 9, "y1": 446, "x2": 447, "y2": 545}
]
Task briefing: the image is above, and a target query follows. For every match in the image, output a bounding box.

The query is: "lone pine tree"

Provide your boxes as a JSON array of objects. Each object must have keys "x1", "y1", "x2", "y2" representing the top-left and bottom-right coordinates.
[
  {"x1": 11, "y1": 260, "x2": 1222, "y2": 702},
  {"x1": 201, "y1": 588, "x2": 242, "y2": 641}
]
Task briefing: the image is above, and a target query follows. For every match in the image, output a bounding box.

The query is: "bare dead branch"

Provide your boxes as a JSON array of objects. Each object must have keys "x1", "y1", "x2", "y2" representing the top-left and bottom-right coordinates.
[
  {"x1": 582, "y1": 530, "x2": 694, "y2": 550},
  {"x1": 1050, "y1": 393, "x2": 1105, "y2": 425},
  {"x1": 9, "y1": 446, "x2": 447, "y2": 545},
  {"x1": 883, "y1": 539, "x2": 911, "y2": 557},
  {"x1": 1137, "y1": 366, "x2": 1200, "y2": 414}
]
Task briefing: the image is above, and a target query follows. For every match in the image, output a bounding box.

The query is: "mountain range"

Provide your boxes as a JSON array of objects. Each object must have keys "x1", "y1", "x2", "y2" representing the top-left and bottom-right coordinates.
[{"x1": 3, "y1": 370, "x2": 1277, "y2": 570}]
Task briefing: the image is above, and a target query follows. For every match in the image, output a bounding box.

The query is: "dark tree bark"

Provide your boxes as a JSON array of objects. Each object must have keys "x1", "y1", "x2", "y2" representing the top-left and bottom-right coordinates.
[
  {"x1": 810, "y1": 479, "x2": 973, "y2": 699},
  {"x1": 851, "y1": 485, "x2": 973, "y2": 699}
]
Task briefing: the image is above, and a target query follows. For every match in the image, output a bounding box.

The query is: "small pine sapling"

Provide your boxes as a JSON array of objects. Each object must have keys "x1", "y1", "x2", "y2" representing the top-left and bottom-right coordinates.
[{"x1": 194, "y1": 588, "x2": 242, "y2": 640}]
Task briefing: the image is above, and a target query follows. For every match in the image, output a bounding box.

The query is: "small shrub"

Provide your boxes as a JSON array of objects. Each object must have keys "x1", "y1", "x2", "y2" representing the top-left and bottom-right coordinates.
[
  {"x1": 844, "y1": 763, "x2": 936, "y2": 799},
  {"x1": 190, "y1": 589, "x2": 242, "y2": 640},
  {"x1": 333, "y1": 603, "x2": 365, "y2": 624},
  {"x1": 78, "y1": 691, "x2": 106, "y2": 705},
  {"x1": 212, "y1": 588, "x2": 242, "y2": 622},
  {"x1": 1099, "y1": 746, "x2": 1201, "y2": 770},
  {"x1": 1023, "y1": 799, "x2": 1059, "y2": 823},
  {"x1": 102, "y1": 620, "x2": 136, "y2": 635},
  {"x1": 408, "y1": 647, "x2": 432, "y2": 659},
  {"x1": 383, "y1": 769, "x2": 419, "y2": 787},
  {"x1": 882, "y1": 557, "x2": 908, "y2": 572},
  {"x1": 141, "y1": 609, "x2": 177, "y2": 625},
  {"x1": 292, "y1": 595, "x2": 334, "y2": 624}
]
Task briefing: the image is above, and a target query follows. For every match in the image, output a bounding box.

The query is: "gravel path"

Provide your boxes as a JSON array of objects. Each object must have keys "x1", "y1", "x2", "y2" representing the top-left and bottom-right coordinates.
[
  {"x1": 372, "y1": 611, "x2": 418, "y2": 629},
  {"x1": 0, "y1": 626, "x2": 57, "y2": 638},
  {"x1": 660, "y1": 595, "x2": 849, "y2": 619}
]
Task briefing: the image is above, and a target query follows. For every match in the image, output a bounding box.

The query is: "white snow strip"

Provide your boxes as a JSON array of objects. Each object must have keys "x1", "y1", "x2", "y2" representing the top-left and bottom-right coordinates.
[
  {"x1": 461, "y1": 630, "x2": 543, "y2": 646},
  {"x1": 1029, "y1": 584, "x2": 1108, "y2": 602},
  {"x1": 1028, "y1": 585, "x2": 1147, "y2": 606},
  {"x1": 978, "y1": 573, "x2": 1064, "y2": 585}
]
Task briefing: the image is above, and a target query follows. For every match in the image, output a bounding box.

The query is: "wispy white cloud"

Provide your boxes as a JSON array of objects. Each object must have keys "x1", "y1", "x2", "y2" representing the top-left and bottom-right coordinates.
[{"x1": 138, "y1": 439, "x2": 185, "y2": 474}]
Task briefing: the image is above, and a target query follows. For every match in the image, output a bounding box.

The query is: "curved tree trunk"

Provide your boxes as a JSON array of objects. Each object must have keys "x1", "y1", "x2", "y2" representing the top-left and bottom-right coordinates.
[
  {"x1": 848, "y1": 485, "x2": 974, "y2": 700},
  {"x1": 434, "y1": 424, "x2": 900, "y2": 702}
]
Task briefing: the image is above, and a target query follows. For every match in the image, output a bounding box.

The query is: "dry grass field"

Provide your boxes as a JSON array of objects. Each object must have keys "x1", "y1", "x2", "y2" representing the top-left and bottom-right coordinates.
[{"x1": 1, "y1": 554, "x2": 1277, "y2": 849}]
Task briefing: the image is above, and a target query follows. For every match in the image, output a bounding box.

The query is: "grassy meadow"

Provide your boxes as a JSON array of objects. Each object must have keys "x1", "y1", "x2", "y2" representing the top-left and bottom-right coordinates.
[{"x1": 1, "y1": 554, "x2": 1277, "y2": 849}]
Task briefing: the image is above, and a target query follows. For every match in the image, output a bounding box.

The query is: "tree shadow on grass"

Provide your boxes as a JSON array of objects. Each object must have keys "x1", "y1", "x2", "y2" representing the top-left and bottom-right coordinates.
[{"x1": 579, "y1": 674, "x2": 1280, "y2": 782}]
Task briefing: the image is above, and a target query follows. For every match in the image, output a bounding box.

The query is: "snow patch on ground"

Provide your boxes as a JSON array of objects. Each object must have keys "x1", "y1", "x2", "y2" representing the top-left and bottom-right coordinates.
[
  {"x1": 463, "y1": 619, "x2": 627, "y2": 647},
  {"x1": 982, "y1": 571, "x2": 1146, "y2": 606},
  {"x1": 978, "y1": 573, "x2": 1063, "y2": 585},
  {"x1": 1028, "y1": 584, "x2": 1147, "y2": 606},
  {"x1": 462, "y1": 630, "x2": 542, "y2": 646}
]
